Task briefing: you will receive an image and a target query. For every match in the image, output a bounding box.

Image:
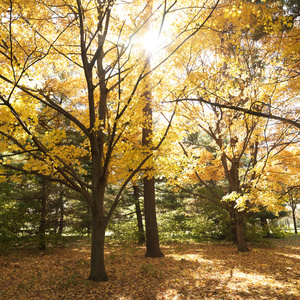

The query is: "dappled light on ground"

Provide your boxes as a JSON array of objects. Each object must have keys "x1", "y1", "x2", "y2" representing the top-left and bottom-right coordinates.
[{"x1": 0, "y1": 238, "x2": 299, "y2": 299}]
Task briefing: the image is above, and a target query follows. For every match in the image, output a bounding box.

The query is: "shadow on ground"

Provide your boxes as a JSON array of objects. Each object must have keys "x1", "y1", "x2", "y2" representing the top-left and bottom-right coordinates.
[{"x1": 0, "y1": 238, "x2": 299, "y2": 299}]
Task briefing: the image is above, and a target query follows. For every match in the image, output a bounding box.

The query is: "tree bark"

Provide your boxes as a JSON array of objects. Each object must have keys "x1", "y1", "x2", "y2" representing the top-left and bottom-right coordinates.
[
  {"x1": 39, "y1": 178, "x2": 47, "y2": 250},
  {"x1": 292, "y1": 208, "x2": 298, "y2": 234},
  {"x1": 88, "y1": 211, "x2": 108, "y2": 282},
  {"x1": 141, "y1": 0, "x2": 163, "y2": 258},
  {"x1": 86, "y1": 203, "x2": 91, "y2": 236},
  {"x1": 88, "y1": 131, "x2": 109, "y2": 281},
  {"x1": 58, "y1": 192, "x2": 64, "y2": 235},
  {"x1": 133, "y1": 184, "x2": 145, "y2": 244},
  {"x1": 144, "y1": 176, "x2": 164, "y2": 257},
  {"x1": 233, "y1": 212, "x2": 249, "y2": 252}
]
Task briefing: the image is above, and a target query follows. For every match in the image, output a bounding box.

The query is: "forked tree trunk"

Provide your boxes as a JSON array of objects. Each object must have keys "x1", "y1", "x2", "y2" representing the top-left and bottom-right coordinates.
[
  {"x1": 88, "y1": 212, "x2": 108, "y2": 282},
  {"x1": 233, "y1": 212, "x2": 249, "y2": 252}
]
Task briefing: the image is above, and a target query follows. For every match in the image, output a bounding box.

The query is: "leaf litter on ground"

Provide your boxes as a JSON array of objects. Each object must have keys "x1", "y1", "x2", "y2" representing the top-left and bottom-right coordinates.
[{"x1": 0, "y1": 236, "x2": 300, "y2": 299}]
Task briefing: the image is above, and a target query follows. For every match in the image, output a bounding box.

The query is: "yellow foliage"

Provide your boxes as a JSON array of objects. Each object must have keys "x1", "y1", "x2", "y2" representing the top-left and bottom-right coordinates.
[{"x1": 0, "y1": 0, "x2": 299, "y2": 220}]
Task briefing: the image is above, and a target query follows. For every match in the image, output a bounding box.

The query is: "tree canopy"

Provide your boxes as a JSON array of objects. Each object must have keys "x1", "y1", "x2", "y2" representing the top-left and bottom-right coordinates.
[{"x1": 0, "y1": 0, "x2": 299, "y2": 281}]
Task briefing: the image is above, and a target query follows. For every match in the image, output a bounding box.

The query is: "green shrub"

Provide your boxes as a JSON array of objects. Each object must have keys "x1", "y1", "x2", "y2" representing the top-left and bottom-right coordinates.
[
  {"x1": 269, "y1": 222, "x2": 292, "y2": 238},
  {"x1": 46, "y1": 234, "x2": 68, "y2": 248},
  {"x1": 107, "y1": 218, "x2": 140, "y2": 243},
  {"x1": 107, "y1": 208, "x2": 233, "y2": 244},
  {"x1": 245, "y1": 223, "x2": 265, "y2": 242},
  {"x1": 184, "y1": 216, "x2": 221, "y2": 241},
  {"x1": 157, "y1": 211, "x2": 231, "y2": 243},
  {"x1": 157, "y1": 211, "x2": 186, "y2": 242}
]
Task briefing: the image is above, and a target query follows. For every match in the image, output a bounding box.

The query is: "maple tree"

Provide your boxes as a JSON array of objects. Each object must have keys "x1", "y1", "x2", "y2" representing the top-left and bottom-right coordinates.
[
  {"x1": 167, "y1": 0, "x2": 300, "y2": 251},
  {"x1": 191, "y1": 0, "x2": 300, "y2": 135},
  {"x1": 266, "y1": 145, "x2": 300, "y2": 234},
  {"x1": 0, "y1": 0, "x2": 220, "y2": 281},
  {"x1": 1, "y1": 0, "x2": 299, "y2": 287}
]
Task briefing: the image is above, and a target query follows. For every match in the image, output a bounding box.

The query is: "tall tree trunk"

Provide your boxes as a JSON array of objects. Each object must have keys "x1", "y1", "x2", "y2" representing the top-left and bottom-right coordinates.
[
  {"x1": 133, "y1": 184, "x2": 145, "y2": 244},
  {"x1": 233, "y1": 211, "x2": 249, "y2": 252},
  {"x1": 86, "y1": 10, "x2": 110, "y2": 281},
  {"x1": 58, "y1": 192, "x2": 64, "y2": 235},
  {"x1": 142, "y1": 86, "x2": 163, "y2": 256},
  {"x1": 292, "y1": 208, "x2": 298, "y2": 234},
  {"x1": 54, "y1": 205, "x2": 59, "y2": 234},
  {"x1": 141, "y1": 0, "x2": 163, "y2": 258},
  {"x1": 144, "y1": 176, "x2": 164, "y2": 257},
  {"x1": 39, "y1": 178, "x2": 47, "y2": 250},
  {"x1": 88, "y1": 211, "x2": 108, "y2": 282},
  {"x1": 88, "y1": 133, "x2": 108, "y2": 281}
]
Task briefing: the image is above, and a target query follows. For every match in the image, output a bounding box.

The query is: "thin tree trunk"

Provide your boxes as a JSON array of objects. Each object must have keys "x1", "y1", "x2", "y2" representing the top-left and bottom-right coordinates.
[
  {"x1": 54, "y1": 205, "x2": 59, "y2": 234},
  {"x1": 58, "y1": 192, "x2": 64, "y2": 235},
  {"x1": 133, "y1": 184, "x2": 145, "y2": 244},
  {"x1": 88, "y1": 211, "x2": 108, "y2": 282},
  {"x1": 86, "y1": 203, "x2": 91, "y2": 236},
  {"x1": 39, "y1": 178, "x2": 47, "y2": 250},
  {"x1": 292, "y1": 209, "x2": 298, "y2": 234}
]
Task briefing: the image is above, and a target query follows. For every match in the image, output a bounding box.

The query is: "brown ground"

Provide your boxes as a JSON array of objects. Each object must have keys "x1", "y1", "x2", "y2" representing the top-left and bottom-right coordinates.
[{"x1": 0, "y1": 236, "x2": 300, "y2": 299}]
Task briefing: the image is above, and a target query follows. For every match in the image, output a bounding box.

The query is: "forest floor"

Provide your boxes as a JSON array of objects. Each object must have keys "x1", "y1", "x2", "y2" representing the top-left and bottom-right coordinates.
[{"x1": 0, "y1": 235, "x2": 300, "y2": 300}]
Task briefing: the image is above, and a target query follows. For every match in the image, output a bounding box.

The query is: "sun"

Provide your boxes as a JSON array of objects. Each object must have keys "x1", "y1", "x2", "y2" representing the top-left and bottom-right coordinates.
[{"x1": 139, "y1": 30, "x2": 160, "y2": 55}]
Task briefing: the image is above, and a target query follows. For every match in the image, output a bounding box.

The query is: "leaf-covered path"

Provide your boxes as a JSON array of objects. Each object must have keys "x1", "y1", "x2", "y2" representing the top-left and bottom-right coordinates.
[{"x1": 1, "y1": 237, "x2": 300, "y2": 299}]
